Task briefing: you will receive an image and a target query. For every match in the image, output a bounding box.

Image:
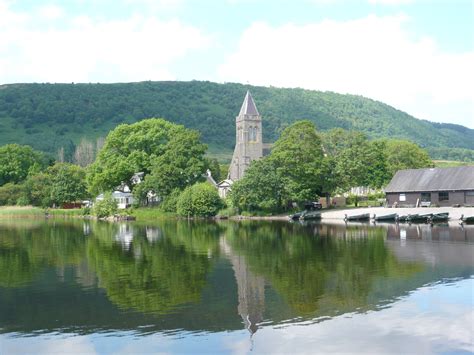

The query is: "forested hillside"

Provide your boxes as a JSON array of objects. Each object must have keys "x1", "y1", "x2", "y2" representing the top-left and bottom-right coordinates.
[{"x1": 0, "y1": 81, "x2": 473, "y2": 161}]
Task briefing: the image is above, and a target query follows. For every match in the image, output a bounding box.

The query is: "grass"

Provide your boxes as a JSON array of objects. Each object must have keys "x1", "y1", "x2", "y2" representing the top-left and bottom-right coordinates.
[
  {"x1": 0, "y1": 206, "x2": 84, "y2": 218},
  {"x1": 0, "y1": 206, "x2": 44, "y2": 218},
  {"x1": 128, "y1": 207, "x2": 176, "y2": 221}
]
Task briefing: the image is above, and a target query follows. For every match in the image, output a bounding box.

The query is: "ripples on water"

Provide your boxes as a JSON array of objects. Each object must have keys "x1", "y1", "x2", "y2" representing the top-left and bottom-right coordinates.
[{"x1": 0, "y1": 219, "x2": 473, "y2": 354}]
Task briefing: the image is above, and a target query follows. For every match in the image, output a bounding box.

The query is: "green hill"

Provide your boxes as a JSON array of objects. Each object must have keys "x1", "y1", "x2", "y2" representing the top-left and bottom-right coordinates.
[{"x1": 0, "y1": 81, "x2": 473, "y2": 161}]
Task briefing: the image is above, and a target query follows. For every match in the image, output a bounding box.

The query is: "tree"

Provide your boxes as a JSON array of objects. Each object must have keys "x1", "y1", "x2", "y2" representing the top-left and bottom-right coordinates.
[
  {"x1": 73, "y1": 138, "x2": 95, "y2": 167},
  {"x1": 323, "y1": 130, "x2": 390, "y2": 190},
  {"x1": 207, "y1": 158, "x2": 221, "y2": 182},
  {"x1": 230, "y1": 158, "x2": 283, "y2": 212},
  {"x1": 0, "y1": 183, "x2": 26, "y2": 206},
  {"x1": 47, "y1": 163, "x2": 88, "y2": 206},
  {"x1": 0, "y1": 144, "x2": 45, "y2": 185},
  {"x1": 24, "y1": 163, "x2": 87, "y2": 207},
  {"x1": 86, "y1": 118, "x2": 207, "y2": 196},
  {"x1": 384, "y1": 140, "x2": 433, "y2": 176},
  {"x1": 269, "y1": 120, "x2": 325, "y2": 204},
  {"x1": 143, "y1": 128, "x2": 207, "y2": 197},
  {"x1": 176, "y1": 183, "x2": 224, "y2": 217}
]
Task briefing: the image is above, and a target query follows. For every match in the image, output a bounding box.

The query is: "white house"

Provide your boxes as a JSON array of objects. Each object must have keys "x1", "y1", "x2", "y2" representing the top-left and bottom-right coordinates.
[{"x1": 96, "y1": 189, "x2": 134, "y2": 209}]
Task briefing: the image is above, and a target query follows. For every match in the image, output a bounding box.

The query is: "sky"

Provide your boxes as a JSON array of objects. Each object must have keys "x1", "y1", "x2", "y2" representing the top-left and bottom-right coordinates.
[{"x1": 0, "y1": 0, "x2": 473, "y2": 128}]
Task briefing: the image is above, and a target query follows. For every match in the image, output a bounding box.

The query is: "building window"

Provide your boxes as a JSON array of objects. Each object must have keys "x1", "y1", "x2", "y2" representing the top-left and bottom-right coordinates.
[
  {"x1": 399, "y1": 194, "x2": 406, "y2": 202},
  {"x1": 438, "y1": 191, "x2": 449, "y2": 201},
  {"x1": 421, "y1": 192, "x2": 431, "y2": 202}
]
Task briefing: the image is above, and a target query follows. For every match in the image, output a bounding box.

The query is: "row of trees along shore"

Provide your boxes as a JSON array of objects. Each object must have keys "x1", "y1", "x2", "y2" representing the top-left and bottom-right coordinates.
[{"x1": 0, "y1": 118, "x2": 433, "y2": 216}]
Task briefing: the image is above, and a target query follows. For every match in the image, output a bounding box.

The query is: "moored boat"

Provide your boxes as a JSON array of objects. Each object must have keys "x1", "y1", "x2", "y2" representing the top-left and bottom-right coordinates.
[
  {"x1": 300, "y1": 211, "x2": 321, "y2": 221},
  {"x1": 289, "y1": 211, "x2": 306, "y2": 221},
  {"x1": 460, "y1": 214, "x2": 474, "y2": 224},
  {"x1": 374, "y1": 213, "x2": 398, "y2": 221},
  {"x1": 407, "y1": 213, "x2": 432, "y2": 223},
  {"x1": 397, "y1": 215, "x2": 409, "y2": 222},
  {"x1": 429, "y1": 212, "x2": 449, "y2": 223},
  {"x1": 345, "y1": 213, "x2": 370, "y2": 221}
]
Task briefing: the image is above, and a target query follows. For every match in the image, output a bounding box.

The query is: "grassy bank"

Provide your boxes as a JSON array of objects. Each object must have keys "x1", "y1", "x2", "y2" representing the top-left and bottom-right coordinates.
[
  {"x1": 0, "y1": 206, "x2": 83, "y2": 219},
  {"x1": 128, "y1": 207, "x2": 176, "y2": 221}
]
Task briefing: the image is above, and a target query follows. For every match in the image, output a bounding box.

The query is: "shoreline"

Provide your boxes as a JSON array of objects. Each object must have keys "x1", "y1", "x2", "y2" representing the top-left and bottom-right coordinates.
[{"x1": 1, "y1": 206, "x2": 473, "y2": 223}]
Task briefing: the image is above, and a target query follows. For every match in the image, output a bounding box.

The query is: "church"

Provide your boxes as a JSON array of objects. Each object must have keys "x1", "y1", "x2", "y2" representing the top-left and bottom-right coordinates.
[{"x1": 214, "y1": 91, "x2": 264, "y2": 198}]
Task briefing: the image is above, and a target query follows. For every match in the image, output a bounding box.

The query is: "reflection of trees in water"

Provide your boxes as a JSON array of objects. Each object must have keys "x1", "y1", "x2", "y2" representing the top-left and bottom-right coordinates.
[
  {"x1": 0, "y1": 221, "x2": 87, "y2": 287},
  {"x1": 86, "y1": 221, "x2": 222, "y2": 316},
  {"x1": 225, "y1": 222, "x2": 423, "y2": 317}
]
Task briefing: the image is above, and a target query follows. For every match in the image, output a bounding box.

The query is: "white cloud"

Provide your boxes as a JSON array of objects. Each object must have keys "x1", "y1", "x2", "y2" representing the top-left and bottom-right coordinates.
[
  {"x1": 0, "y1": 1, "x2": 212, "y2": 84},
  {"x1": 218, "y1": 15, "x2": 474, "y2": 127},
  {"x1": 37, "y1": 4, "x2": 64, "y2": 20}
]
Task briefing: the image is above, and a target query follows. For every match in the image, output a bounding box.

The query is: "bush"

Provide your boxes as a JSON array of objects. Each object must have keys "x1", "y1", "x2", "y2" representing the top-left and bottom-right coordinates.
[
  {"x1": 93, "y1": 194, "x2": 118, "y2": 218},
  {"x1": 176, "y1": 183, "x2": 223, "y2": 217},
  {"x1": 160, "y1": 188, "x2": 181, "y2": 213},
  {"x1": 81, "y1": 206, "x2": 91, "y2": 216},
  {"x1": 16, "y1": 196, "x2": 30, "y2": 206}
]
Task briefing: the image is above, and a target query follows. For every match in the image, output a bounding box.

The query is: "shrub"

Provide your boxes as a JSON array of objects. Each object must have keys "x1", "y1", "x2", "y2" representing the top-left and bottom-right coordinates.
[
  {"x1": 93, "y1": 194, "x2": 118, "y2": 218},
  {"x1": 16, "y1": 196, "x2": 30, "y2": 206},
  {"x1": 176, "y1": 183, "x2": 223, "y2": 217},
  {"x1": 81, "y1": 206, "x2": 91, "y2": 216},
  {"x1": 160, "y1": 188, "x2": 181, "y2": 213}
]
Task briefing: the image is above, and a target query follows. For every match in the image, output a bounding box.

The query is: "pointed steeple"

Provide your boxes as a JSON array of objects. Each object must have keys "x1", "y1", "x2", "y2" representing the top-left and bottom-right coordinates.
[{"x1": 239, "y1": 91, "x2": 259, "y2": 116}]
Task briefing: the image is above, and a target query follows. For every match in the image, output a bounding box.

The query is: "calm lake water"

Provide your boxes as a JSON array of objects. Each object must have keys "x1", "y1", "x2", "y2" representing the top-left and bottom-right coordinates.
[{"x1": 0, "y1": 219, "x2": 473, "y2": 354}]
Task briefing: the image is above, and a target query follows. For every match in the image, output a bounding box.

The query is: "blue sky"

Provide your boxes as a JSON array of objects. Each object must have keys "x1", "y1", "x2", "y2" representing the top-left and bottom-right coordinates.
[{"x1": 1, "y1": 0, "x2": 472, "y2": 127}]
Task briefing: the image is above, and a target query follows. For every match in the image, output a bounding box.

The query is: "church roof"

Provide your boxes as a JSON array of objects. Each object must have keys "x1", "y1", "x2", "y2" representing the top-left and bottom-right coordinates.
[{"x1": 239, "y1": 91, "x2": 259, "y2": 116}]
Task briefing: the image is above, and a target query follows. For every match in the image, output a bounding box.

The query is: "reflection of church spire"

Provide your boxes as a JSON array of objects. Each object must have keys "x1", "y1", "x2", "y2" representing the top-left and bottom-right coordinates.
[{"x1": 220, "y1": 237, "x2": 265, "y2": 335}]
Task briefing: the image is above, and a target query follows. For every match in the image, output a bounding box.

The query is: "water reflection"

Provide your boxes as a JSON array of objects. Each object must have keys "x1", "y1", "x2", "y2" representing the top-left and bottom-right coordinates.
[{"x1": 0, "y1": 219, "x2": 472, "y2": 341}]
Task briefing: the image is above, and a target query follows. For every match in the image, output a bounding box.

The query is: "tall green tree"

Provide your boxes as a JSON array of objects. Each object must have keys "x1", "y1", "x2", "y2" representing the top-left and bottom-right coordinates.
[
  {"x1": 231, "y1": 120, "x2": 325, "y2": 212},
  {"x1": 384, "y1": 139, "x2": 433, "y2": 176},
  {"x1": 269, "y1": 120, "x2": 325, "y2": 204},
  {"x1": 24, "y1": 163, "x2": 87, "y2": 207},
  {"x1": 86, "y1": 118, "x2": 207, "y2": 196},
  {"x1": 0, "y1": 144, "x2": 46, "y2": 185},
  {"x1": 47, "y1": 163, "x2": 88, "y2": 206},
  {"x1": 230, "y1": 159, "x2": 283, "y2": 212}
]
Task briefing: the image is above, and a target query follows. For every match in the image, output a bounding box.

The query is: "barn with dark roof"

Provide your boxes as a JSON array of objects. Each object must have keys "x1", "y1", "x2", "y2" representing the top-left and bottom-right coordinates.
[{"x1": 384, "y1": 166, "x2": 474, "y2": 207}]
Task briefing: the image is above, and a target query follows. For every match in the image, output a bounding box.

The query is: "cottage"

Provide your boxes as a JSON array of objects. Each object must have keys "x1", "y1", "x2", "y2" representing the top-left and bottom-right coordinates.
[
  {"x1": 385, "y1": 166, "x2": 474, "y2": 207},
  {"x1": 96, "y1": 190, "x2": 134, "y2": 209}
]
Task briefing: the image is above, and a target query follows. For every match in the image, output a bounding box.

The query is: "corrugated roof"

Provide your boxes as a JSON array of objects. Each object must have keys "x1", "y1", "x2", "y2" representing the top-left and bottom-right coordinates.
[
  {"x1": 239, "y1": 91, "x2": 259, "y2": 116},
  {"x1": 384, "y1": 166, "x2": 474, "y2": 193}
]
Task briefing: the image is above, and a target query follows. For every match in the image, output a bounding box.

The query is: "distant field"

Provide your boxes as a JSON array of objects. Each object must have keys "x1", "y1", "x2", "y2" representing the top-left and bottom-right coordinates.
[{"x1": 433, "y1": 160, "x2": 473, "y2": 168}]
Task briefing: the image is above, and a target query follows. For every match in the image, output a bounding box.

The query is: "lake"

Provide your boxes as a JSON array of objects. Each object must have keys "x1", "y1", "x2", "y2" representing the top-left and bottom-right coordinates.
[{"x1": 0, "y1": 219, "x2": 473, "y2": 354}]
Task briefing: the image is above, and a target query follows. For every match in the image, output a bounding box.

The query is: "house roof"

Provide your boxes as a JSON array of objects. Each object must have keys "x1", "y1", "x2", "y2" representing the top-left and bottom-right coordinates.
[
  {"x1": 384, "y1": 166, "x2": 474, "y2": 193},
  {"x1": 218, "y1": 179, "x2": 233, "y2": 187},
  {"x1": 239, "y1": 91, "x2": 259, "y2": 116}
]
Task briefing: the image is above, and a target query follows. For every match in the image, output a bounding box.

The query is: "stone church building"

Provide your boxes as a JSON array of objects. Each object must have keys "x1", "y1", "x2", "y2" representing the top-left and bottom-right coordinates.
[
  {"x1": 229, "y1": 91, "x2": 263, "y2": 181},
  {"x1": 209, "y1": 91, "x2": 264, "y2": 198}
]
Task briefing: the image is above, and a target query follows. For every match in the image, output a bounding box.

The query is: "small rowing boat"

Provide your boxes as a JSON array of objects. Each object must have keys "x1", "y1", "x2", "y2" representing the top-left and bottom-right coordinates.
[
  {"x1": 289, "y1": 211, "x2": 306, "y2": 221},
  {"x1": 460, "y1": 214, "x2": 474, "y2": 224},
  {"x1": 300, "y1": 211, "x2": 321, "y2": 220},
  {"x1": 406, "y1": 213, "x2": 432, "y2": 223},
  {"x1": 345, "y1": 213, "x2": 370, "y2": 221},
  {"x1": 429, "y1": 212, "x2": 449, "y2": 223},
  {"x1": 374, "y1": 213, "x2": 398, "y2": 221}
]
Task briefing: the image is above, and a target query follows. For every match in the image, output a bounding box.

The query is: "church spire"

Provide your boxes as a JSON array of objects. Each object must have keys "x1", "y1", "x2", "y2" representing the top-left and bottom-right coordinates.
[{"x1": 239, "y1": 91, "x2": 259, "y2": 116}]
